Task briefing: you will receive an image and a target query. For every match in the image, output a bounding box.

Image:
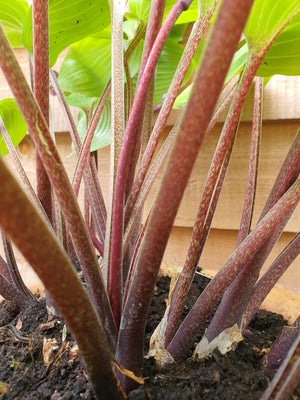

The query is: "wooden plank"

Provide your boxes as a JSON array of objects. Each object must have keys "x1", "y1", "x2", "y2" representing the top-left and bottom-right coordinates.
[
  {"x1": 1, "y1": 134, "x2": 299, "y2": 300},
  {"x1": 161, "y1": 75, "x2": 300, "y2": 125},
  {"x1": 161, "y1": 227, "x2": 300, "y2": 297},
  {"x1": 2, "y1": 228, "x2": 299, "y2": 318},
  {"x1": 0, "y1": 49, "x2": 299, "y2": 301},
  {"x1": 0, "y1": 48, "x2": 77, "y2": 132},
  {"x1": 3, "y1": 133, "x2": 85, "y2": 210},
  {"x1": 3, "y1": 119, "x2": 299, "y2": 235},
  {"x1": 142, "y1": 120, "x2": 300, "y2": 232},
  {"x1": 1, "y1": 49, "x2": 300, "y2": 131},
  {"x1": 9, "y1": 120, "x2": 298, "y2": 234},
  {"x1": 259, "y1": 287, "x2": 300, "y2": 324}
]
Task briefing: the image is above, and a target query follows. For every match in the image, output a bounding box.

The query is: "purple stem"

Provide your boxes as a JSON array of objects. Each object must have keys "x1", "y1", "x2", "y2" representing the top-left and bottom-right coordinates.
[
  {"x1": 167, "y1": 178, "x2": 300, "y2": 360},
  {"x1": 72, "y1": 81, "x2": 111, "y2": 200},
  {"x1": 241, "y1": 232, "x2": 300, "y2": 331},
  {"x1": 109, "y1": 0, "x2": 192, "y2": 328},
  {"x1": 89, "y1": 228, "x2": 104, "y2": 257},
  {"x1": 236, "y1": 76, "x2": 263, "y2": 245},
  {"x1": 123, "y1": 116, "x2": 182, "y2": 254},
  {"x1": 125, "y1": 3, "x2": 217, "y2": 228},
  {"x1": 0, "y1": 253, "x2": 13, "y2": 284},
  {"x1": 193, "y1": 48, "x2": 297, "y2": 343},
  {"x1": 260, "y1": 331, "x2": 300, "y2": 400},
  {"x1": 163, "y1": 120, "x2": 237, "y2": 347},
  {"x1": 116, "y1": 0, "x2": 255, "y2": 386},
  {"x1": 238, "y1": 128, "x2": 300, "y2": 328},
  {"x1": 124, "y1": 79, "x2": 238, "y2": 253},
  {"x1": 259, "y1": 128, "x2": 300, "y2": 222},
  {"x1": 162, "y1": 53, "x2": 262, "y2": 346},
  {"x1": 0, "y1": 117, "x2": 49, "y2": 222},
  {"x1": 124, "y1": 0, "x2": 165, "y2": 200},
  {"x1": 201, "y1": 74, "x2": 264, "y2": 341},
  {"x1": 32, "y1": 0, "x2": 52, "y2": 224},
  {"x1": 0, "y1": 158, "x2": 123, "y2": 400},
  {"x1": 0, "y1": 27, "x2": 117, "y2": 348},
  {"x1": 265, "y1": 316, "x2": 300, "y2": 371},
  {"x1": 0, "y1": 272, "x2": 27, "y2": 308},
  {"x1": 1, "y1": 233, "x2": 33, "y2": 299},
  {"x1": 49, "y1": 70, "x2": 107, "y2": 249}
]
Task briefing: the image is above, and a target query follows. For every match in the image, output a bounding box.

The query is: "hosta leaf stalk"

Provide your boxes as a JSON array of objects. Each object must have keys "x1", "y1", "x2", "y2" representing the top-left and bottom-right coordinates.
[{"x1": 0, "y1": 0, "x2": 299, "y2": 399}]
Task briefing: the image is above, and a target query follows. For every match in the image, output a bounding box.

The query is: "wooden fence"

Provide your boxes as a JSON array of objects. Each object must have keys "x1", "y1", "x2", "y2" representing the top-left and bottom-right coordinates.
[{"x1": 0, "y1": 49, "x2": 299, "y2": 299}]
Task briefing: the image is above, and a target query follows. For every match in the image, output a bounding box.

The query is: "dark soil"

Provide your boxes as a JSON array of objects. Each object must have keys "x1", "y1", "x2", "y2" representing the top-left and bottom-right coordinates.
[{"x1": 0, "y1": 273, "x2": 298, "y2": 400}]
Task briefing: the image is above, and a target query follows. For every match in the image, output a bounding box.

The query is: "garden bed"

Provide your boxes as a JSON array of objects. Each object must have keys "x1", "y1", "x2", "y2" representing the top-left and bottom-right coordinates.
[{"x1": 1, "y1": 274, "x2": 298, "y2": 400}]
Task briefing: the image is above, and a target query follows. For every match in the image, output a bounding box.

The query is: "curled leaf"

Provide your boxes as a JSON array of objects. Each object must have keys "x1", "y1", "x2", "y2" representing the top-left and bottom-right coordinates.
[
  {"x1": 113, "y1": 360, "x2": 145, "y2": 385},
  {"x1": 69, "y1": 344, "x2": 79, "y2": 361},
  {"x1": 22, "y1": 0, "x2": 110, "y2": 67},
  {"x1": 62, "y1": 324, "x2": 67, "y2": 342},
  {"x1": 43, "y1": 337, "x2": 59, "y2": 366},
  {"x1": 0, "y1": 381, "x2": 9, "y2": 394},
  {"x1": 193, "y1": 324, "x2": 243, "y2": 360},
  {"x1": 0, "y1": 98, "x2": 27, "y2": 157},
  {"x1": 147, "y1": 274, "x2": 178, "y2": 368},
  {"x1": 15, "y1": 318, "x2": 22, "y2": 331}
]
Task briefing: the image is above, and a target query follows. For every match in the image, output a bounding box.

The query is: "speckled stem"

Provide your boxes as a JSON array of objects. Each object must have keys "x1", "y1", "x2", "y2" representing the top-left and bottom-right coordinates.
[
  {"x1": 0, "y1": 158, "x2": 123, "y2": 400},
  {"x1": 0, "y1": 25, "x2": 117, "y2": 349},
  {"x1": 205, "y1": 126, "x2": 300, "y2": 341},
  {"x1": 167, "y1": 178, "x2": 300, "y2": 360},
  {"x1": 125, "y1": 2, "x2": 218, "y2": 228},
  {"x1": 109, "y1": 0, "x2": 190, "y2": 329},
  {"x1": 32, "y1": 0, "x2": 52, "y2": 224},
  {"x1": 260, "y1": 331, "x2": 300, "y2": 400},
  {"x1": 236, "y1": 76, "x2": 263, "y2": 246},
  {"x1": 102, "y1": 0, "x2": 127, "y2": 317},
  {"x1": 116, "y1": 0, "x2": 254, "y2": 383}
]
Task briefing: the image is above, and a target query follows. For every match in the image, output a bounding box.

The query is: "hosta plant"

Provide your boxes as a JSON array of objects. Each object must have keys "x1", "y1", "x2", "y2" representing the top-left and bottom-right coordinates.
[{"x1": 0, "y1": 0, "x2": 299, "y2": 399}]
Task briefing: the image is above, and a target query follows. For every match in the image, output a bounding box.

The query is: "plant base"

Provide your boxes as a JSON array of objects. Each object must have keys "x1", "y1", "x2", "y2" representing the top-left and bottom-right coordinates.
[{"x1": 0, "y1": 275, "x2": 299, "y2": 400}]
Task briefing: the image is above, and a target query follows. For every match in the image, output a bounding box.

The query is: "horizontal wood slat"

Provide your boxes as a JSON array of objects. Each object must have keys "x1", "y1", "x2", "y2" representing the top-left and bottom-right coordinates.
[
  {"x1": 6, "y1": 119, "x2": 299, "y2": 233},
  {"x1": 166, "y1": 74, "x2": 300, "y2": 125},
  {"x1": 2, "y1": 228, "x2": 298, "y2": 304},
  {"x1": 143, "y1": 121, "x2": 300, "y2": 232},
  {"x1": 1, "y1": 49, "x2": 300, "y2": 132},
  {"x1": 0, "y1": 49, "x2": 299, "y2": 299},
  {"x1": 0, "y1": 48, "x2": 77, "y2": 133},
  {"x1": 162, "y1": 227, "x2": 300, "y2": 297},
  {"x1": 4, "y1": 133, "x2": 85, "y2": 208}
]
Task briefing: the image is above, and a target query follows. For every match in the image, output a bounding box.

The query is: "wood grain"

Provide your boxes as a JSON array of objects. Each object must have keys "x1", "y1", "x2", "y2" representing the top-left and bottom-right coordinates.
[
  {"x1": 161, "y1": 227, "x2": 299, "y2": 297},
  {"x1": 0, "y1": 49, "x2": 299, "y2": 299}
]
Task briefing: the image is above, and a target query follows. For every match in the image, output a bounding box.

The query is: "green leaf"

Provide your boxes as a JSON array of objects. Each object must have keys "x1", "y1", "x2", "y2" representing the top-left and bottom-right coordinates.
[
  {"x1": 58, "y1": 34, "x2": 143, "y2": 98},
  {"x1": 126, "y1": 39, "x2": 143, "y2": 80},
  {"x1": 244, "y1": 0, "x2": 300, "y2": 52},
  {"x1": 0, "y1": 0, "x2": 29, "y2": 47},
  {"x1": 128, "y1": 0, "x2": 151, "y2": 22},
  {"x1": 58, "y1": 37, "x2": 111, "y2": 97},
  {"x1": 76, "y1": 102, "x2": 111, "y2": 152},
  {"x1": 169, "y1": 23, "x2": 189, "y2": 41},
  {"x1": 22, "y1": 0, "x2": 110, "y2": 67},
  {"x1": 154, "y1": 37, "x2": 195, "y2": 105},
  {"x1": 59, "y1": 12, "x2": 195, "y2": 106},
  {"x1": 224, "y1": 42, "x2": 248, "y2": 85},
  {"x1": 123, "y1": 19, "x2": 139, "y2": 42},
  {"x1": 0, "y1": 99, "x2": 27, "y2": 157},
  {"x1": 164, "y1": 0, "x2": 199, "y2": 24},
  {"x1": 173, "y1": 41, "x2": 248, "y2": 109},
  {"x1": 128, "y1": 0, "x2": 198, "y2": 23},
  {"x1": 65, "y1": 93, "x2": 99, "y2": 111},
  {"x1": 257, "y1": 13, "x2": 300, "y2": 76},
  {"x1": 198, "y1": 0, "x2": 217, "y2": 13},
  {"x1": 173, "y1": 84, "x2": 192, "y2": 109}
]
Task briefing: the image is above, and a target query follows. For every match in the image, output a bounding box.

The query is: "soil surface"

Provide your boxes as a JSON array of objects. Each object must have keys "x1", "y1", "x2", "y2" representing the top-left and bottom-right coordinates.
[{"x1": 0, "y1": 273, "x2": 299, "y2": 400}]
